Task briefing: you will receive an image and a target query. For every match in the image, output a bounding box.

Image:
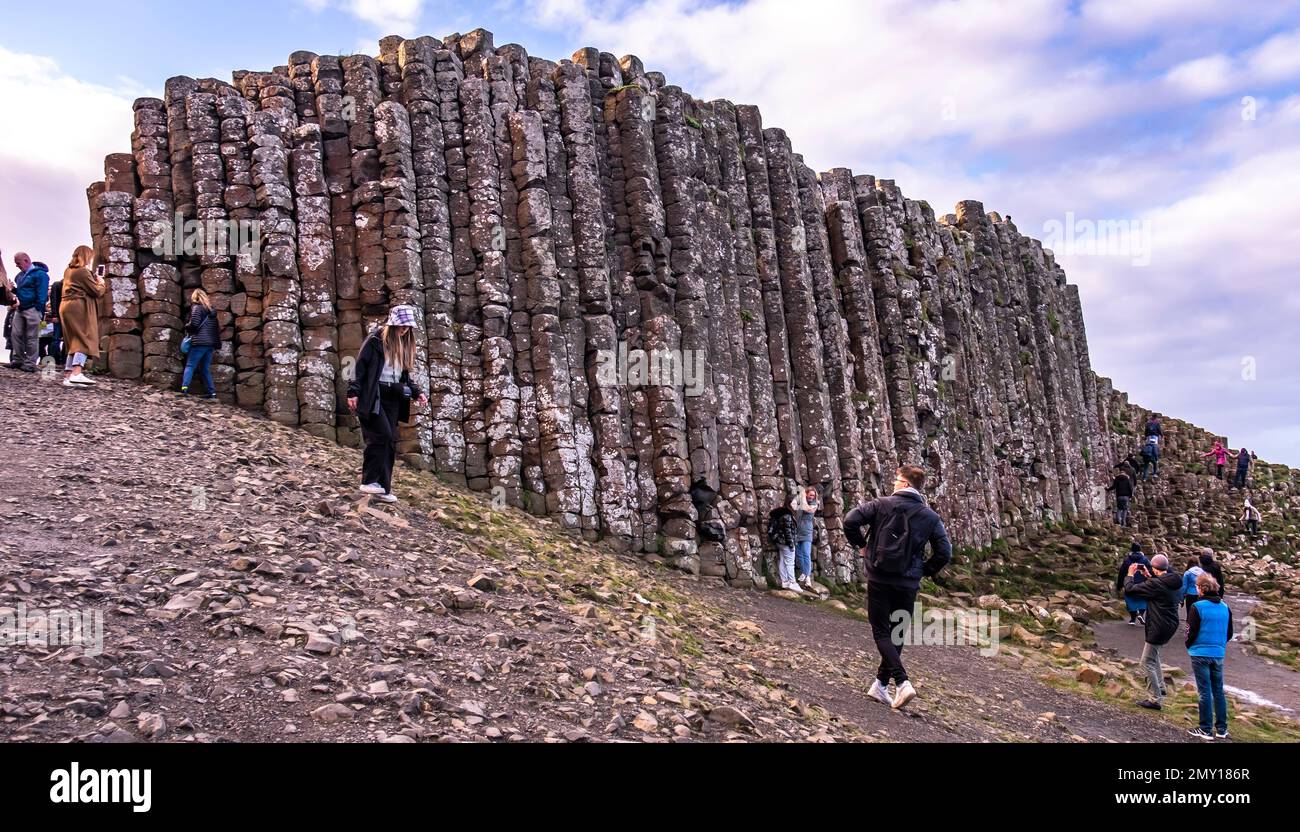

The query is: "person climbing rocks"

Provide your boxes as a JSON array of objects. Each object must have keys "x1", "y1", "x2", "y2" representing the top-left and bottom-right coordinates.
[
  {"x1": 843, "y1": 466, "x2": 953, "y2": 712},
  {"x1": 1123, "y1": 553, "x2": 1183, "y2": 711},
  {"x1": 1143, "y1": 415, "x2": 1163, "y2": 442},
  {"x1": 5, "y1": 251, "x2": 49, "y2": 373},
  {"x1": 1138, "y1": 437, "x2": 1159, "y2": 481},
  {"x1": 1116, "y1": 542, "x2": 1151, "y2": 625},
  {"x1": 1180, "y1": 557, "x2": 1203, "y2": 618},
  {"x1": 1186, "y1": 572, "x2": 1233, "y2": 740},
  {"x1": 1203, "y1": 440, "x2": 1230, "y2": 480},
  {"x1": 790, "y1": 486, "x2": 820, "y2": 592},
  {"x1": 58, "y1": 246, "x2": 106, "y2": 388},
  {"x1": 1106, "y1": 468, "x2": 1134, "y2": 527},
  {"x1": 1199, "y1": 552, "x2": 1226, "y2": 599},
  {"x1": 181, "y1": 289, "x2": 220, "y2": 398},
  {"x1": 346, "y1": 306, "x2": 427, "y2": 504},
  {"x1": 766, "y1": 503, "x2": 800, "y2": 593},
  {"x1": 1240, "y1": 499, "x2": 1261, "y2": 537},
  {"x1": 1231, "y1": 447, "x2": 1253, "y2": 490}
]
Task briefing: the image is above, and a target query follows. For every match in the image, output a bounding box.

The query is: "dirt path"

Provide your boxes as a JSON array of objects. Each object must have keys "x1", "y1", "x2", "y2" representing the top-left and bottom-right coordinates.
[
  {"x1": 0, "y1": 370, "x2": 1207, "y2": 742},
  {"x1": 1093, "y1": 595, "x2": 1300, "y2": 714}
]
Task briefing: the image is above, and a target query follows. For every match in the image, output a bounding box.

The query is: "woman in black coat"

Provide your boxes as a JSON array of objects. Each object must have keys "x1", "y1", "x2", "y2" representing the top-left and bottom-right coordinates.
[{"x1": 346, "y1": 306, "x2": 427, "y2": 503}]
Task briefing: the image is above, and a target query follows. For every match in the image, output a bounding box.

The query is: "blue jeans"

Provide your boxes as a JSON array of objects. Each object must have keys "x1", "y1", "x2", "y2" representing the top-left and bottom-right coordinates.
[
  {"x1": 1191, "y1": 656, "x2": 1228, "y2": 734},
  {"x1": 183, "y1": 346, "x2": 215, "y2": 395},
  {"x1": 795, "y1": 540, "x2": 813, "y2": 579}
]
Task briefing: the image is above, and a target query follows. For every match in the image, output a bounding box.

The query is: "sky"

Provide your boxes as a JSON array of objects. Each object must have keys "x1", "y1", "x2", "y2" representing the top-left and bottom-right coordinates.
[{"x1": 2, "y1": 0, "x2": 1297, "y2": 464}]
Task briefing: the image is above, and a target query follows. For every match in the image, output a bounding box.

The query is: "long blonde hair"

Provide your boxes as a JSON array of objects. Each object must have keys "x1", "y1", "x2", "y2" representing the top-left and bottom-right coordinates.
[
  {"x1": 67, "y1": 245, "x2": 95, "y2": 272},
  {"x1": 381, "y1": 325, "x2": 416, "y2": 372},
  {"x1": 191, "y1": 289, "x2": 213, "y2": 310}
]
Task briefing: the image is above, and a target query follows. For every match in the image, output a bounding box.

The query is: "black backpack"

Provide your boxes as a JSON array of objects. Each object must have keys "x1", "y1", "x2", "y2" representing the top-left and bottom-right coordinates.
[{"x1": 869, "y1": 499, "x2": 927, "y2": 574}]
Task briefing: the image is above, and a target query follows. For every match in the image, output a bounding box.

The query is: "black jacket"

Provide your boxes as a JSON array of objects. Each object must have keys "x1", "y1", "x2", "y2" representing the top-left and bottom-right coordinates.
[
  {"x1": 347, "y1": 334, "x2": 423, "y2": 424},
  {"x1": 1107, "y1": 474, "x2": 1134, "y2": 499},
  {"x1": 1116, "y1": 551, "x2": 1150, "y2": 594},
  {"x1": 1124, "y1": 570, "x2": 1183, "y2": 646},
  {"x1": 186, "y1": 304, "x2": 221, "y2": 349},
  {"x1": 1199, "y1": 558, "x2": 1226, "y2": 599},
  {"x1": 47, "y1": 280, "x2": 63, "y2": 321},
  {"x1": 843, "y1": 492, "x2": 952, "y2": 589}
]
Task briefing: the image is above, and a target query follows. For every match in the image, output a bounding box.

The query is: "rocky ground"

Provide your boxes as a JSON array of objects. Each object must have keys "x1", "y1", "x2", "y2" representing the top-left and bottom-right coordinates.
[{"x1": 1, "y1": 370, "x2": 1254, "y2": 744}]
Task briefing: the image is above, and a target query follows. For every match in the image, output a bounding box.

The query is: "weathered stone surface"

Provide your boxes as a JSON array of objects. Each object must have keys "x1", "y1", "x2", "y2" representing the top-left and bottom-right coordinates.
[{"x1": 90, "y1": 28, "x2": 1151, "y2": 590}]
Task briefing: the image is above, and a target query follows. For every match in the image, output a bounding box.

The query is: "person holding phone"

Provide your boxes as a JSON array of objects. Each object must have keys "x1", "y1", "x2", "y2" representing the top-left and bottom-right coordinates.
[
  {"x1": 57, "y1": 246, "x2": 106, "y2": 386},
  {"x1": 1115, "y1": 541, "x2": 1151, "y2": 625},
  {"x1": 346, "y1": 305, "x2": 427, "y2": 504}
]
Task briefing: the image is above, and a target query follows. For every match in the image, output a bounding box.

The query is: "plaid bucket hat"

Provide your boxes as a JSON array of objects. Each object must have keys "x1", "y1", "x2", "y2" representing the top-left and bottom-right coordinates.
[{"x1": 386, "y1": 305, "x2": 419, "y2": 328}]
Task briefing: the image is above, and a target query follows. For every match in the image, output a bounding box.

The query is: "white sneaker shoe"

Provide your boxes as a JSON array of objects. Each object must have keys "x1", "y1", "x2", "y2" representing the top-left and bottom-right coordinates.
[
  {"x1": 69, "y1": 373, "x2": 96, "y2": 385},
  {"x1": 891, "y1": 681, "x2": 917, "y2": 710},
  {"x1": 360, "y1": 483, "x2": 386, "y2": 495},
  {"x1": 62, "y1": 378, "x2": 82, "y2": 388},
  {"x1": 376, "y1": 493, "x2": 398, "y2": 504},
  {"x1": 868, "y1": 680, "x2": 892, "y2": 706}
]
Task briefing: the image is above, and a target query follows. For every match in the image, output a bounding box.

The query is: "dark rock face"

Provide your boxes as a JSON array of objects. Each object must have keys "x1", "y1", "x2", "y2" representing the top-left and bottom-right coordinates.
[{"x1": 87, "y1": 29, "x2": 1130, "y2": 588}]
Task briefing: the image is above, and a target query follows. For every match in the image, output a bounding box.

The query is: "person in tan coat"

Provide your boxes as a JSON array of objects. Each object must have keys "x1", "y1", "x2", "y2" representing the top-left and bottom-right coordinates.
[{"x1": 59, "y1": 245, "x2": 106, "y2": 387}]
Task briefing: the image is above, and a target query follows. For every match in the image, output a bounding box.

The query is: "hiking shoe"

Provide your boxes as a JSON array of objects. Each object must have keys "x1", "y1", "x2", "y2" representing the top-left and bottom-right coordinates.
[
  {"x1": 1216, "y1": 729, "x2": 1230, "y2": 740},
  {"x1": 867, "y1": 680, "x2": 892, "y2": 706},
  {"x1": 891, "y1": 681, "x2": 917, "y2": 710},
  {"x1": 376, "y1": 493, "x2": 398, "y2": 504},
  {"x1": 1188, "y1": 728, "x2": 1215, "y2": 741},
  {"x1": 1137, "y1": 700, "x2": 1162, "y2": 711},
  {"x1": 359, "y1": 484, "x2": 386, "y2": 495}
]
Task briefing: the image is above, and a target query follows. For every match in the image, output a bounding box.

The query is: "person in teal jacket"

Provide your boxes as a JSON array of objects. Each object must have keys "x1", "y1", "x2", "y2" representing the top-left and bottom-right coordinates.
[
  {"x1": 1180, "y1": 557, "x2": 1204, "y2": 618},
  {"x1": 1186, "y1": 572, "x2": 1233, "y2": 740}
]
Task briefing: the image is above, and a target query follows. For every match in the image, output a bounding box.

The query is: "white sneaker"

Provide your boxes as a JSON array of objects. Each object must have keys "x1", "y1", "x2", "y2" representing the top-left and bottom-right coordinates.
[
  {"x1": 868, "y1": 680, "x2": 892, "y2": 706},
  {"x1": 62, "y1": 378, "x2": 82, "y2": 388},
  {"x1": 376, "y1": 493, "x2": 398, "y2": 504},
  {"x1": 360, "y1": 484, "x2": 386, "y2": 495},
  {"x1": 891, "y1": 681, "x2": 917, "y2": 711},
  {"x1": 781, "y1": 582, "x2": 798, "y2": 592},
  {"x1": 69, "y1": 374, "x2": 97, "y2": 385}
]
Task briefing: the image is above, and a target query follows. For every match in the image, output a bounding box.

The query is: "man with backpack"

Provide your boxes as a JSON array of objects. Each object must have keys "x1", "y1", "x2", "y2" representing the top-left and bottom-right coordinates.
[
  {"x1": 1139, "y1": 436, "x2": 1160, "y2": 480},
  {"x1": 766, "y1": 503, "x2": 802, "y2": 594},
  {"x1": 843, "y1": 465, "x2": 952, "y2": 711}
]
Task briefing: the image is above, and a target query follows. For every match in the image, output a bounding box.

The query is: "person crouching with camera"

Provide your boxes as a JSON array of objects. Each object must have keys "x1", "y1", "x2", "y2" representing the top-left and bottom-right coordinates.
[{"x1": 346, "y1": 306, "x2": 427, "y2": 504}]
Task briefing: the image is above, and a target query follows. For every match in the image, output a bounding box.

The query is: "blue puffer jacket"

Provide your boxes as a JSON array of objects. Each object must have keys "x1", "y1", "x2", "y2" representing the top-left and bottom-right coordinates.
[
  {"x1": 14, "y1": 262, "x2": 50, "y2": 312},
  {"x1": 186, "y1": 304, "x2": 221, "y2": 349}
]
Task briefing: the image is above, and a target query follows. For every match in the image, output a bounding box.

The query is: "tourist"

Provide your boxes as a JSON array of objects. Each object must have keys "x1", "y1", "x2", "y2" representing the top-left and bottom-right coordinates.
[
  {"x1": 1122, "y1": 553, "x2": 1183, "y2": 711},
  {"x1": 843, "y1": 466, "x2": 953, "y2": 711},
  {"x1": 766, "y1": 503, "x2": 800, "y2": 593},
  {"x1": 790, "y1": 486, "x2": 820, "y2": 591},
  {"x1": 1241, "y1": 499, "x2": 1261, "y2": 537},
  {"x1": 58, "y1": 246, "x2": 106, "y2": 387},
  {"x1": 1203, "y1": 441, "x2": 1229, "y2": 480},
  {"x1": 181, "y1": 289, "x2": 220, "y2": 398},
  {"x1": 5, "y1": 251, "x2": 50, "y2": 373},
  {"x1": 1116, "y1": 541, "x2": 1151, "y2": 625},
  {"x1": 346, "y1": 306, "x2": 427, "y2": 504},
  {"x1": 1180, "y1": 557, "x2": 1203, "y2": 618},
  {"x1": 1143, "y1": 415, "x2": 1163, "y2": 442},
  {"x1": 46, "y1": 269, "x2": 65, "y2": 368},
  {"x1": 1231, "y1": 447, "x2": 1253, "y2": 490},
  {"x1": 1106, "y1": 468, "x2": 1134, "y2": 526},
  {"x1": 1199, "y1": 552, "x2": 1226, "y2": 599},
  {"x1": 1186, "y1": 572, "x2": 1232, "y2": 740}
]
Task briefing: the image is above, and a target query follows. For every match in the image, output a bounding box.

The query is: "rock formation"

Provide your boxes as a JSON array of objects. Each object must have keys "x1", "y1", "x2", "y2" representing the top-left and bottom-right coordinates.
[{"x1": 86, "y1": 28, "x2": 1149, "y2": 588}]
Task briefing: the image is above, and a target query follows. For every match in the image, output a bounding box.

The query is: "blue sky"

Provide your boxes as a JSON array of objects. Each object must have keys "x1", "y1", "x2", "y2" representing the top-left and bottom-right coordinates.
[{"x1": 3, "y1": 0, "x2": 1298, "y2": 464}]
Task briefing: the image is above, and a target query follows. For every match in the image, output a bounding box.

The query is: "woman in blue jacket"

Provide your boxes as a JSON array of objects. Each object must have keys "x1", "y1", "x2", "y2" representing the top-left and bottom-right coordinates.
[
  {"x1": 1186, "y1": 572, "x2": 1233, "y2": 740},
  {"x1": 1116, "y1": 542, "x2": 1151, "y2": 625}
]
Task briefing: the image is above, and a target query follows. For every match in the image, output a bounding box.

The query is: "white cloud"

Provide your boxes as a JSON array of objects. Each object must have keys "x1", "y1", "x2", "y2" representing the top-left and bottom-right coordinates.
[{"x1": 298, "y1": 0, "x2": 427, "y2": 33}]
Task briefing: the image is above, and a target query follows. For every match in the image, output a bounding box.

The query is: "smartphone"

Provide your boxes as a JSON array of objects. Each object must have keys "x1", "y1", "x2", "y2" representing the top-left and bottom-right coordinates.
[{"x1": 95, "y1": 264, "x2": 107, "y2": 279}]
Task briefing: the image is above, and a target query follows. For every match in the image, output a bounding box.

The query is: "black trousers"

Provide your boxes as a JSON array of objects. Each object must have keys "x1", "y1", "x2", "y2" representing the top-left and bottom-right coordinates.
[
  {"x1": 359, "y1": 387, "x2": 403, "y2": 492},
  {"x1": 867, "y1": 582, "x2": 919, "y2": 685}
]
